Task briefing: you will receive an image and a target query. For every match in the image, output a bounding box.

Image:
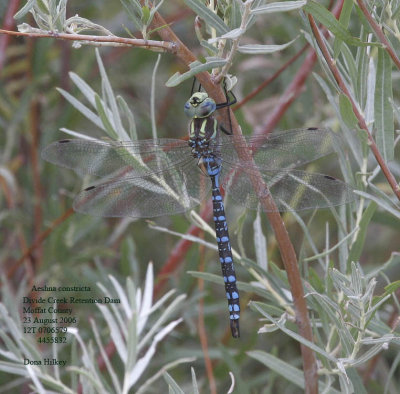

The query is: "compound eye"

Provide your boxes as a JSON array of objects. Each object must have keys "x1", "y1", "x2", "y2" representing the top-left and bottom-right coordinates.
[{"x1": 200, "y1": 99, "x2": 216, "y2": 116}]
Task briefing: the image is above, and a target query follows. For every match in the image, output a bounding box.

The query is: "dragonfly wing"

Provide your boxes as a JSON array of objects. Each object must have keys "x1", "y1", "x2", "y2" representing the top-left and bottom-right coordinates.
[
  {"x1": 221, "y1": 164, "x2": 355, "y2": 212},
  {"x1": 218, "y1": 128, "x2": 340, "y2": 169},
  {"x1": 41, "y1": 138, "x2": 190, "y2": 178},
  {"x1": 72, "y1": 160, "x2": 210, "y2": 217}
]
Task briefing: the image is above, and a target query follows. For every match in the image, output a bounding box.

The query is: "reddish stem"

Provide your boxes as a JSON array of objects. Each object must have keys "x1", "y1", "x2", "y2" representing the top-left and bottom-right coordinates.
[
  {"x1": 27, "y1": 38, "x2": 44, "y2": 268},
  {"x1": 234, "y1": 44, "x2": 308, "y2": 111},
  {"x1": 0, "y1": 0, "x2": 21, "y2": 71},
  {"x1": 0, "y1": 28, "x2": 177, "y2": 52},
  {"x1": 307, "y1": 14, "x2": 400, "y2": 200},
  {"x1": 8, "y1": 208, "x2": 74, "y2": 278},
  {"x1": 356, "y1": 0, "x2": 400, "y2": 70}
]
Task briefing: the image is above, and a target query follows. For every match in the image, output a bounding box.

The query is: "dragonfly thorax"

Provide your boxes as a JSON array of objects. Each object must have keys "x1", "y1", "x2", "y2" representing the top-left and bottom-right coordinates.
[{"x1": 188, "y1": 116, "x2": 218, "y2": 150}]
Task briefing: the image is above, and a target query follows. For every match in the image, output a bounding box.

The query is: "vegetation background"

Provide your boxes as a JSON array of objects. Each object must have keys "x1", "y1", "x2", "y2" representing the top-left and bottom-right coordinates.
[{"x1": 0, "y1": 0, "x2": 399, "y2": 393}]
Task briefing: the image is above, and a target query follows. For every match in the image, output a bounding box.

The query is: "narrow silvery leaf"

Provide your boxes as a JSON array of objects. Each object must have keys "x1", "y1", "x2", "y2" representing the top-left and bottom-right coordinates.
[
  {"x1": 138, "y1": 263, "x2": 154, "y2": 335},
  {"x1": 117, "y1": 96, "x2": 137, "y2": 141},
  {"x1": 208, "y1": 27, "x2": 245, "y2": 43},
  {"x1": 119, "y1": 0, "x2": 143, "y2": 31},
  {"x1": 350, "y1": 262, "x2": 362, "y2": 297},
  {"x1": 95, "y1": 94, "x2": 118, "y2": 138},
  {"x1": 354, "y1": 190, "x2": 400, "y2": 219},
  {"x1": 137, "y1": 294, "x2": 186, "y2": 353},
  {"x1": 59, "y1": 128, "x2": 98, "y2": 140},
  {"x1": 347, "y1": 202, "x2": 377, "y2": 265},
  {"x1": 355, "y1": 29, "x2": 369, "y2": 107},
  {"x1": 365, "y1": 56, "x2": 376, "y2": 125},
  {"x1": 231, "y1": 0, "x2": 243, "y2": 28},
  {"x1": 91, "y1": 320, "x2": 121, "y2": 393},
  {"x1": 339, "y1": 94, "x2": 358, "y2": 129},
  {"x1": 248, "y1": 351, "x2": 305, "y2": 389},
  {"x1": 57, "y1": 88, "x2": 104, "y2": 130},
  {"x1": 191, "y1": 367, "x2": 200, "y2": 394},
  {"x1": 340, "y1": 44, "x2": 358, "y2": 92},
  {"x1": 166, "y1": 58, "x2": 227, "y2": 86},
  {"x1": 238, "y1": 38, "x2": 297, "y2": 54},
  {"x1": 95, "y1": 49, "x2": 129, "y2": 140},
  {"x1": 14, "y1": 0, "x2": 36, "y2": 19},
  {"x1": 163, "y1": 371, "x2": 185, "y2": 394},
  {"x1": 97, "y1": 304, "x2": 127, "y2": 362},
  {"x1": 253, "y1": 210, "x2": 267, "y2": 270},
  {"x1": 188, "y1": 271, "x2": 223, "y2": 285},
  {"x1": 182, "y1": 0, "x2": 229, "y2": 36},
  {"x1": 150, "y1": 55, "x2": 162, "y2": 140},
  {"x1": 125, "y1": 319, "x2": 182, "y2": 390},
  {"x1": 374, "y1": 49, "x2": 394, "y2": 161},
  {"x1": 333, "y1": 0, "x2": 353, "y2": 58},
  {"x1": 251, "y1": 303, "x2": 337, "y2": 361},
  {"x1": 108, "y1": 276, "x2": 131, "y2": 318},
  {"x1": 251, "y1": 0, "x2": 307, "y2": 14},
  {"x1": 69, "y1": 72, "x2": 97, "y2": 109}
]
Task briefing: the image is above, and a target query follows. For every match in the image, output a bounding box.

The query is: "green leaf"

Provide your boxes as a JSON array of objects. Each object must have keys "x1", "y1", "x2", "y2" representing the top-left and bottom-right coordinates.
[
  {"x1": 141, "y1": 5, "x2": 151, "y2": 24},
  {"x1": 355, "y1": 29, "x2": 370, "y2": 109},
  {"x1": 251, "y1": 0, "x2": 307, "y2": 14},
  {"x1": 95, "y1": 94, "x2": 117, "y2": 138},
  {"x1": 348, "y1": 202, "x2": 377, "y2": 264},
  {"x1": 248, "y1": 351, "x2": 305, "y2": 388},
  {"x1": 340, "y1": 44, "x2": 358, "y2": 95},
  {"x1": 251, "y1": 302, "x2": 337, "y2": 361},
  {"x1": 36, "y1": 0, "x2": 50, "y2": 14},
  {"x1": 374, "y1": 49, "x2": 394, "y2": 161},
  {"x1": 383, "y1": 280, "x2": 400, "y2": 297},
  {"x1": 248, "y1": 350, "x2": 341, "y2": 393},
  {"x1": 339, "y1": 93, "x2": 359, "y2": 129},
  {"x1": 304, "y1": 1, "x2": 380, "y2": 47},
  {"x1": 188, "y1": 271, "x2": 223, "y2": 285},
  {"x1": 166, "y1": 57, "x2": 227, "y2": 86},
  {"x1": 308, "y1": 267, "x2": 324, "y2": 293},
  {"x1": 182, "y1": 0, "x2": 229, "y2": 36},
  {"x1": 333, "y1": 0, "x2": 354, "y2": 58},
  {"x1": 346, "y1": 368, "x2": 368, "y2": 394}
]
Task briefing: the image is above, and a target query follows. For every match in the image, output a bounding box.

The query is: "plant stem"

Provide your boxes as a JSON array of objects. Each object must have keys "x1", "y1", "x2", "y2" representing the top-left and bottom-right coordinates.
[
  {"x1": 233, "y1": 44, "x2": 308, "y2": 111},
  {"x1": 147, "y1": 7, "x2": 319, "y2": 392},
  {"x1": 307, "y1": 14, "x2": 400, "y2": 201},
  {"x1": 0, "y1": 0, "x2": 21, "y2": 71},
  {"x1": 0, "y1": 28, "x2": 177, "y2": 52},
  {"x1": 356, "y1": 0, "x2": 400, "y2": 70}
]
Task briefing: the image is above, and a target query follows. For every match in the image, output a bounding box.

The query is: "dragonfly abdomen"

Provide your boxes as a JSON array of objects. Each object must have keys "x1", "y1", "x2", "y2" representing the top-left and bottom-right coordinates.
[{"x1": 211, "y1": 174, "x2": 240, "y2": 338}]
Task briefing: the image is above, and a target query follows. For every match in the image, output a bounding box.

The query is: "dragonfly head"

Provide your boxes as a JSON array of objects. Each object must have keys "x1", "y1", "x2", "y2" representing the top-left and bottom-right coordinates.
[{"x1": 184, "y1": 92, "x2": 216, "y2": 119}]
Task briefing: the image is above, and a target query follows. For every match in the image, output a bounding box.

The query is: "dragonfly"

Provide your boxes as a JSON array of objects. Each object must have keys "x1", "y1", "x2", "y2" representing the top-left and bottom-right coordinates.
[{"x1": 42, "y1": 88, "x2": 355, "y2": 338}]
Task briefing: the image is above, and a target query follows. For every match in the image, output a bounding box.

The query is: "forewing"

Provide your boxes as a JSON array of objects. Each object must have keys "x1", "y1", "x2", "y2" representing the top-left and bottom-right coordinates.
[
  {"x1": 217, "y1": 128, "x2": 339, "y2": 169},
  {"x1": 221, "y1": 163, "x2": 355, "y2": 212},
  {"x1": 41, "y1": 138, "x2": 191, "y2": 178},
  {"x1": 73, "y1": 160, "x2": 210, "y2": 217}
]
